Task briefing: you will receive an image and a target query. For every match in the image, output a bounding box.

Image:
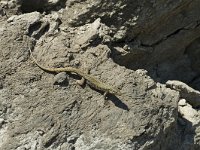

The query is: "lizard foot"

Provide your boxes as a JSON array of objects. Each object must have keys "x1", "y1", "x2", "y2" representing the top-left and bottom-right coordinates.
[
  {"x1": 76, "y1": 67, "x2": 89, "y2": 86},
  {"x1": 103, "y1": 91, "x2": 108, "y2": 100}
]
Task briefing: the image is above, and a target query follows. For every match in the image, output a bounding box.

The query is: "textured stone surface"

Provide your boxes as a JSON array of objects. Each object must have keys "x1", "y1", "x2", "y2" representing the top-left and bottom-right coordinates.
[
  {"x1": 0, "y1": 0, "x2": 200, "y2": 150},
  {"x1": 166, "y1": 80, "x2": 200, "y2": 107}
]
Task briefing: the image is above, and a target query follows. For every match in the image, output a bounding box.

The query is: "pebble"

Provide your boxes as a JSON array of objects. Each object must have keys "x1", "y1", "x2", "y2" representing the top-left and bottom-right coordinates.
[
  {"x1": 178, "y1": 99, "x2": 187, "y2": 106},
  {"x1": 53, "y1": 72, "x2": 68, "y2": 85}
]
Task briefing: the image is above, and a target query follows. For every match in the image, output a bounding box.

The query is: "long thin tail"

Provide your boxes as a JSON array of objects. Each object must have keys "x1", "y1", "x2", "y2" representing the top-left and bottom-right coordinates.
[
  {"x1": 29, "y1": 49, "x2": 59, "y2": 72},
  {"x1": 29, "y1": 49, "x2": 80, "y2": 73}
]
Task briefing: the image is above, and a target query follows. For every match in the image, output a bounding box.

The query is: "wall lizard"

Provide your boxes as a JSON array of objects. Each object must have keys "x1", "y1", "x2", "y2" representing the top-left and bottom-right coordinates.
[{"x1": 29, "y1": 49, "x2": 122, "y2": 97}]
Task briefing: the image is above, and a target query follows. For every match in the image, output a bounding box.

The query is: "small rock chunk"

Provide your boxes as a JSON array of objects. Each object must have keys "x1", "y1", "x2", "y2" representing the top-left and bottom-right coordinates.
[
  {"x1": 53, "y1": 72, "x2": 68, "y2": 85},
  {"x1": 178, "y1": 99, "x2": 187, "y2": 106}
]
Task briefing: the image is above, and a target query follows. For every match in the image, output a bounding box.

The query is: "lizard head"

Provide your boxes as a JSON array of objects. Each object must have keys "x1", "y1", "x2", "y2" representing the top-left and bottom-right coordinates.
[{"x1": 109, "y1": 87, "x2": 122, "y2": 96}]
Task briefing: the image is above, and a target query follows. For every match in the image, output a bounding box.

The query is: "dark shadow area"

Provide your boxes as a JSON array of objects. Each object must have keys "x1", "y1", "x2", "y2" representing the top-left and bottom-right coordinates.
[
  {"x1": 21, "y1": 0, "x2": 67, "y2": 13},
  {"x1": 108, "y1": 36, "x2": 200, "y2": 91},
  {"x1": 85, "y1": 83, "x2": 129, "y2": 110},
  {"x1": 44, "y1": 132, "x2": 59, "y2": 148},
  {"x1": 108, "y1": 94, "x2": 129, "y2": 111},
  {"x1": 69, "y1": 0, "x2": 139, "y2": 28},
  {"x1": 176, "y1": 115, "x2": 197, "y2": 150},
  {"x1": 53, "y1": 77, "x2": 69, "y2": 87},
  {"x1": 21, "y1": 0, "x2": 48, "y2": 13},
  {"x1": 28, "y1": 21, "x2": 50, "y2": 39}
]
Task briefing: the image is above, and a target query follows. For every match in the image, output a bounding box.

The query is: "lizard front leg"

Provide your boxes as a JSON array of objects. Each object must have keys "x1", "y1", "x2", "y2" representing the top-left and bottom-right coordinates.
[{"x1": 76, "y1": 67, "x2": 89, "y2": 86}]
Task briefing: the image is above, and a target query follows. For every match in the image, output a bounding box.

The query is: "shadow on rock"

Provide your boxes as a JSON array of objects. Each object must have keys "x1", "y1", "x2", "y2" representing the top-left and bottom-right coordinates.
[{"x1": 108, "y1": 94, "x2": 129, "y2": 111}]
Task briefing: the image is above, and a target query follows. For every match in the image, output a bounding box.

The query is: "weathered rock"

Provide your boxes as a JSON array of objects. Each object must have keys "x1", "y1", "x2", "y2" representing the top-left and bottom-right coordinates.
[
  {"x1": 0, "y1": 0, "x2": 21, "y2": 17},
  {"x1": 0, "y1": 11, "x2": 180, "y2": 150},
  {"x1": 74, "y1": 18, "x2": 101, "y2": 48},
  {"x1": 53, "y1": 72, "x2": 68, "y2": 85},
  {"x1": 166, "y1": 80, "x2": 200, "y2": 107},
  {"x1": 178, "y1": 102, "x2": 199, "y2": 124},
  {"x1": 62, "y1": 0, "x2": 200, "y2": 87},
  {"x1": 1, "y1": 0, "x2": 200, "y2": 150},
  {"x1": 178, "y1": 99, "x2": 187, "y2": 107}
]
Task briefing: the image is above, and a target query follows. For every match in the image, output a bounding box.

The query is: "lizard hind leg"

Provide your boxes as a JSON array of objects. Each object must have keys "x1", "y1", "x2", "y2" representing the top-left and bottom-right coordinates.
[
  {"x1": 103, "y1": 91, "x2": 111, "y2": 107},
  {"x1": 76, "y1": 77, "x2": 85, "y2": 86},
  {"x1": 76, "y1": 67, "x2": 89, "y2": 86},
  {"x1": 103, "y1": 91, "x2": 108, "y2": 100}
]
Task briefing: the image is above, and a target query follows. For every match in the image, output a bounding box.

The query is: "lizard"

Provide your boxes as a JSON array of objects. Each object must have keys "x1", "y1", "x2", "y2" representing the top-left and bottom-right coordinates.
[{"x1": 29, "y1": 49, "x2": 122, "y2": 97}]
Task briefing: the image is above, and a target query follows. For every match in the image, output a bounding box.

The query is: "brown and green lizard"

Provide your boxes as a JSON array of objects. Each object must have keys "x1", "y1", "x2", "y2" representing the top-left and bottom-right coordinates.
[{"x1": 29, "y1": 49, "x2": 122, "y2": 97}]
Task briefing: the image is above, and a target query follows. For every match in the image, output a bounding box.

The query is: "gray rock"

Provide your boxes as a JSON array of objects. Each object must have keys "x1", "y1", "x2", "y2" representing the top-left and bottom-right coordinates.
[
  {"x1": 178, "y1": 99, "x2": 187, "y2": 106},
  {"x1": 53, "y1": 72, "x2": 68, "y2": 85},
  {"x1": 166, "y1": 80, "x2": 200, "y2": 107},
  {"x1": 1, "y1": 0, "x2": 200, "y2": 150},
  {"x1": 74, "y1": 18, "x2": 101, "y2": 48},
  {"x1": 178, "y1": 103, "x2": 198, "y2": 124}
]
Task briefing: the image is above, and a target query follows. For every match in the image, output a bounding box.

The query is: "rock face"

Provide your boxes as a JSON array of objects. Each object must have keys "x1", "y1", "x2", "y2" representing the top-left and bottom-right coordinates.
[{"x1": 0, "y1": 0, "x2": 200, "y2": 150}]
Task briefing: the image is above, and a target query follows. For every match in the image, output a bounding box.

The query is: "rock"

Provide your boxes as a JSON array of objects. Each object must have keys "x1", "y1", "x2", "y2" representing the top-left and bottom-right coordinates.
[
  {"x1": 0, "y1": 0, "x2": 20, "y2": 17},
  {"x1": 166, "y1": 80, "x2": 200, "y2": 107},
  {"x1": 1, "y1": 0, "x2": 200, "y2": 150},
  {"x1": 7, "y1": 11, "x2": 41, "y2": 24},
  {"x1": 53, "y1": 72, "x2": 68, "y2": 85},
  {"x1": 178, "y1": 99, "x2": 186, "y2": 106},
  {"x1": 74, "y1": 18, "x2": 101, "y2": 48},
  {"x1": 178, "y1": 103, "x2": 198, "y2": 124}
]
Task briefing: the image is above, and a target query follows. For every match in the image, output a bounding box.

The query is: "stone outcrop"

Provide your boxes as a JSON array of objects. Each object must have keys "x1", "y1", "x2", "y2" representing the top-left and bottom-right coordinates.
[{"x1": 0, "y1": 0, "x2": 200, "y2": 150}]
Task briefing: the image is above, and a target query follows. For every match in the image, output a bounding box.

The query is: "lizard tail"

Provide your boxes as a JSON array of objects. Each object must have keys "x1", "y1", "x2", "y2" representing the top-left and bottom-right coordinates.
[
  {"x1": 29, "y1": 48, "x2": 60, "y2": 73},
  {"x1": 29, "y1": 49, "x2": 80, "y2": 73}
]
